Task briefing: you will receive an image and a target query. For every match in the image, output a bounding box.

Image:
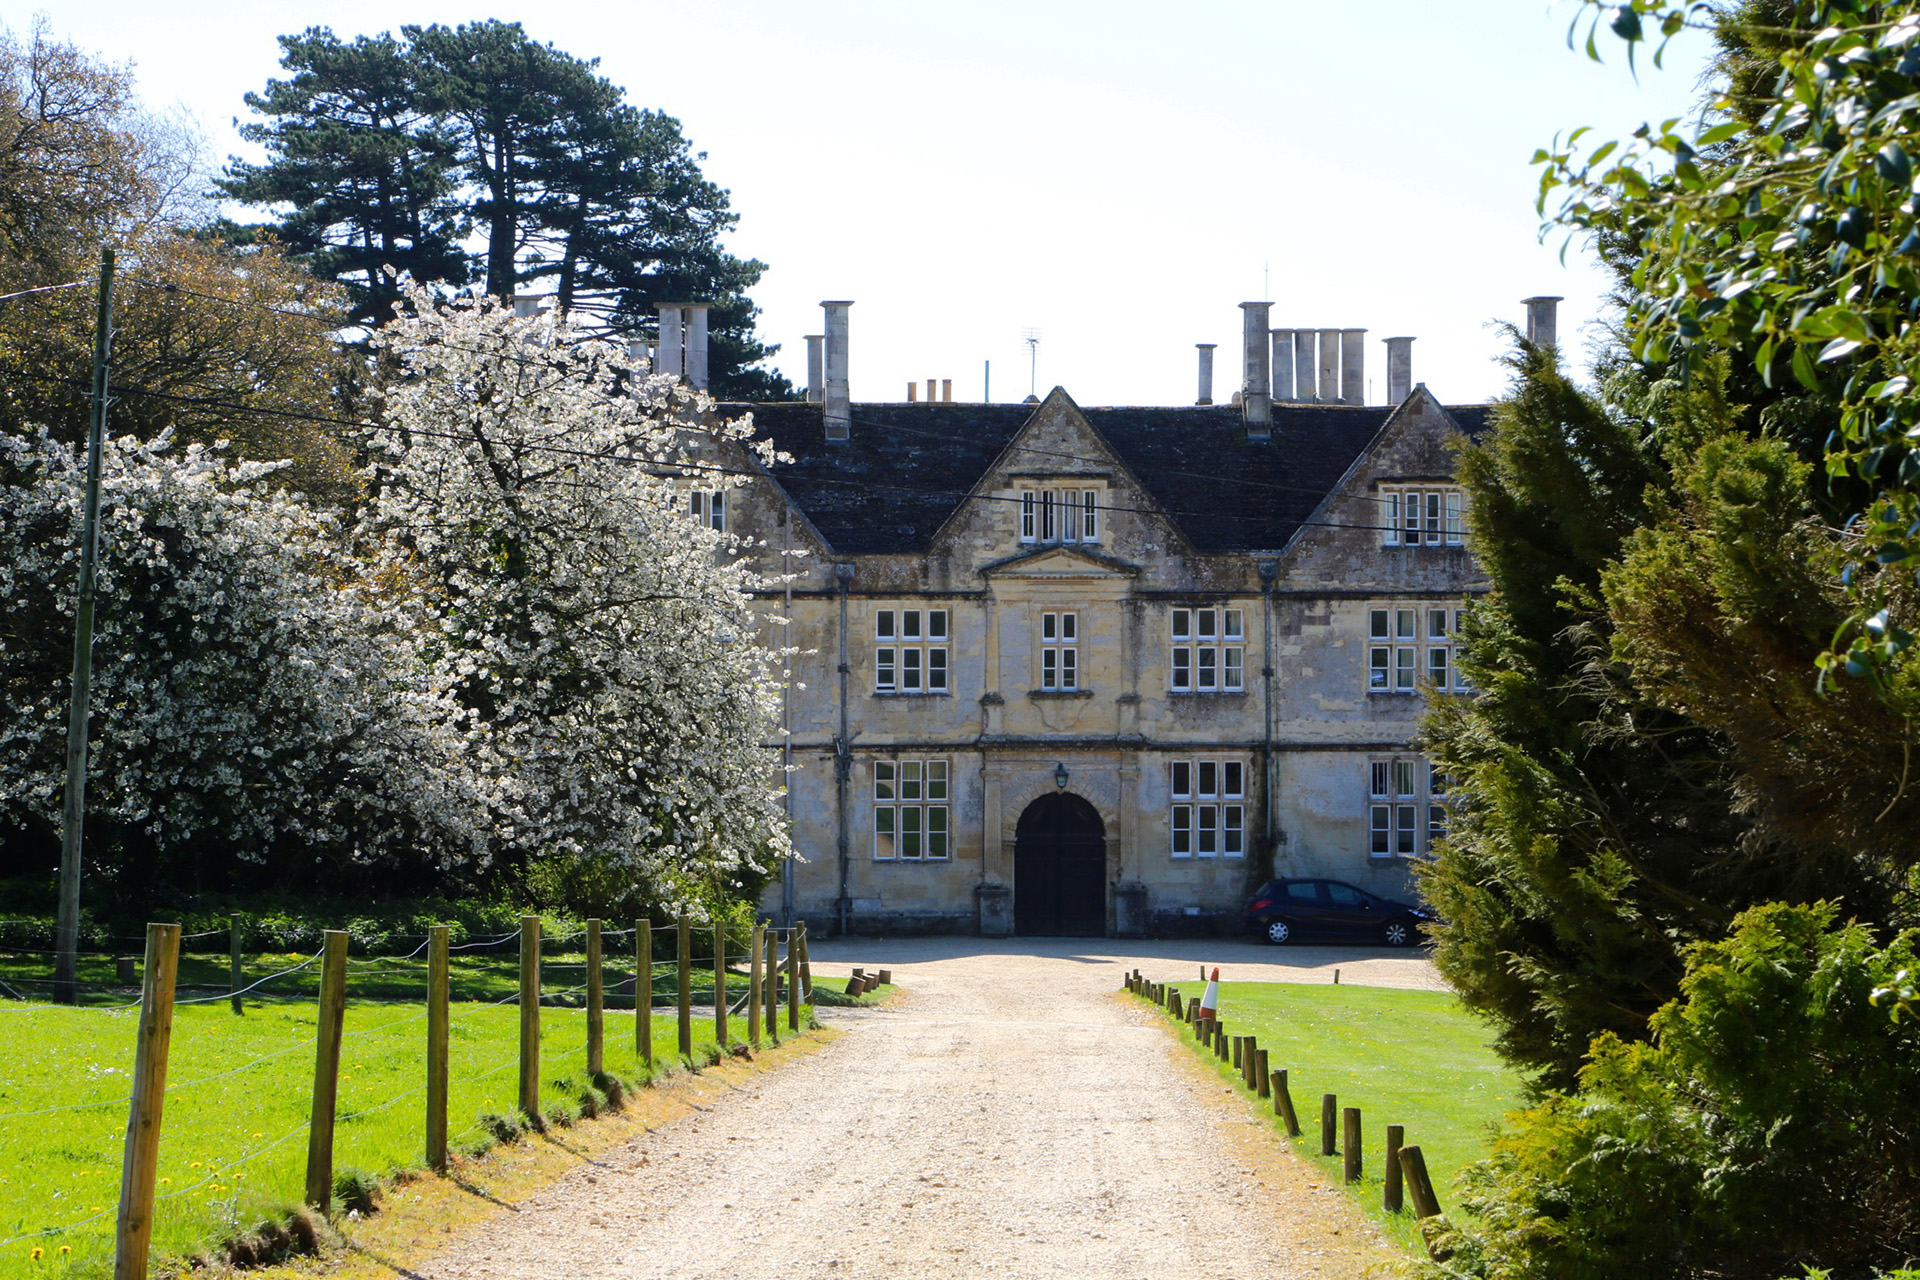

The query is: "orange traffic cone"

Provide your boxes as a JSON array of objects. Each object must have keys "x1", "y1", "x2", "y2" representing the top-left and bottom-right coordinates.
[{"x1": 1198, "y1": 966, "x2": 1220, "y2": 1020}]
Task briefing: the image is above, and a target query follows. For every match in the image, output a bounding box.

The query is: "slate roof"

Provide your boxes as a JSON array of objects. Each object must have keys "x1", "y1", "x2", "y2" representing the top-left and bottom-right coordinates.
[{"x1": 719, "y1": 398, "x2": 1489, "y2": 556}]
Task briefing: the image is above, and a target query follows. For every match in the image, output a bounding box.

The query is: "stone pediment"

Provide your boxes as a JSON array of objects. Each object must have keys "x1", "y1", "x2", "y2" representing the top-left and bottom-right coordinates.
[{"x1": 979, "y1": 543, "x2": 1141, "y2": 580}]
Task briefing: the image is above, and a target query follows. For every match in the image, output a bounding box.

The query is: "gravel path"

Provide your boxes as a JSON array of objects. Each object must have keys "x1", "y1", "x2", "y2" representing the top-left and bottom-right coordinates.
[{"x1": 420, "y1": 942, "x2": 1437, "y2": 1279}]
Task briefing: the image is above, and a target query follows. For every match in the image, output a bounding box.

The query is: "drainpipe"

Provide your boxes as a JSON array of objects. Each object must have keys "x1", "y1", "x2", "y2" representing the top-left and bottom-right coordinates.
[
  {"x1": 1258, "y1": 559, "x2": 1279, "y2": 882},
  {"x1": 833, "y1": 562, "x2": 855, "y2": 936},
  {"x1": 780, "y1": 511, "x2": 795, "y2": 928}
]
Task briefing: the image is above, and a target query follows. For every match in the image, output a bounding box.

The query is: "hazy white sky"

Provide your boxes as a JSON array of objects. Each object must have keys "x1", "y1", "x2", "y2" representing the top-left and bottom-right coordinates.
[{"x1": 12, "y1": 1, "x2": 1713, "y2": 406}]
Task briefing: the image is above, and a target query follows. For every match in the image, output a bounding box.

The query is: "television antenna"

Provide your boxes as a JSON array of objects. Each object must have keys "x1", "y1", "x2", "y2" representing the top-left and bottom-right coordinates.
[{"x1": 1023, "y1": 328, "x2": 1041, "y2": 399}]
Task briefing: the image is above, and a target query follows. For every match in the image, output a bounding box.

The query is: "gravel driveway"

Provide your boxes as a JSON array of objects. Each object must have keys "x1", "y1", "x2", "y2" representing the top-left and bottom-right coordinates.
[{"x1": 420, "y1": 940, "x2": 1442, "y2": 1279}]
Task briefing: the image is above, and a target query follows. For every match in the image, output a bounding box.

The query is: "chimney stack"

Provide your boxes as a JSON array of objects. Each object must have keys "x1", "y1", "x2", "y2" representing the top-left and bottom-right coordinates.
[
  {"x1": 1523, "y1": 295, "x2": 1562, "y2": 350},
  {"x1": 1293, "y1": 330, "x2": 1317, "y2": 403},
  {"x1": 942, "y1": 378, "x2": 952, "y2": 403},
  {"x1": 686, "y1": 304, "x2": 710, "y2": 391},
  {"x1": 823, "y1": 300, "x2": 852, "y2": 441},
  {"x1": 1240, "y1": 302, "x2": 1273, "y2": 435},
  {"x1": 805, "y1": 334, "x2": 825, "y2": 404},
  {"x1": 1340, "y1": 328, "x2": 1366, "y2": 406},
  {"x1": 1196, "y1": 343, "x2": 1217, "y2": 406},
  {"x1": 1384, "y1": 336, "x2": 1415, "y2": 405},
  {"x1": 513, "y1": 295, "x2": 545, "y2": 319},
  {"x1": 1271, "y1": 329, "x2": 1295, "y2": 402},
  {"x1": 655, "y1": 304, "x2": 711, "y2": 390}
]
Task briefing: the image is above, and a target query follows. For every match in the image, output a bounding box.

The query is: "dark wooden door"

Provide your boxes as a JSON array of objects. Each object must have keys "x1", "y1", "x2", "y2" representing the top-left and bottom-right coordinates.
[{"x1": 1014, "y1": 793, "x2": 1107, "y2": 936}]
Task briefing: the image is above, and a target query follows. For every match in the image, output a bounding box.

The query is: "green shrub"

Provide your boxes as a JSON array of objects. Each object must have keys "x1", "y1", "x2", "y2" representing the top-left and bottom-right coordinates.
[{"x1": 1444, "y1": 903, "x2": 1920, "y2": 1280}]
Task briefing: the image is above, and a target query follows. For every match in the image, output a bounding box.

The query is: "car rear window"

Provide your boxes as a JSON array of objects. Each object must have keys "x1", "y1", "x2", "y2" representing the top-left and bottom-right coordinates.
[{"x1": 1284, "y1": 882, "x2": 1320, "y2": 903}]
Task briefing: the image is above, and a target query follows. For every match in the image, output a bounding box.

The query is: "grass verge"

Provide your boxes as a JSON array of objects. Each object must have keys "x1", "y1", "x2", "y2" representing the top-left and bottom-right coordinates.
[
  {"x1": 0, "y1": 994, "x2": 822, "y2": 1280},
  {"x1": 1127, "y1": 978, "x2": 1522, "y2": 1256}
]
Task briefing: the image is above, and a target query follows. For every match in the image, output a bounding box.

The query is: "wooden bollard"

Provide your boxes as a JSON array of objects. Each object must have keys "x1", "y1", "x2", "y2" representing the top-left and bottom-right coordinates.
[
  {"x1": 1272, "y1": 1070, "x2": 1301, "y2": 1136},
  {"x1": 111, "y1": 923, "x2": 179, "y2": 1280},
  {"x1": 116, "y1": 956, "x2": 137, "y2": 984},
  {"x1": 1321, "y1": 1093, "x2": 1338, "y2": 1156},
  {"x1": 1232, "y1": 1035, "x2": 1244, "y2": 1071},
  {"x1": 1400, "y1": 1144, "x2": 1442, "y2": 1219},
  {"x1": 851, "y1": 967, "x2": 865, "y2": 982},
  {"x1": 229, "y1": 913, "x2": 244, "y2": 1015},
  {"x1": 586, "y1": 918, "x2": 604, "y2": 1076},
  {"x1": 637, "y1": 920, "x2": 653, "y2": 1068},
  {"x1": 426, "y1": 925, "x2": 449, "y2": 1173},
  {"x1": 1255, "y1": 1049, "x2": 1270, "y2": 1098},
  {"x1": 747, "y1": 923, "x2": 764, "y2": 1051},
  {"x1": 876, "y1": 968, "x2": 893, "y2": 986},
  {"x1": 1186, "y1": 998, "x2": 1198, "y2": 1024},
  {"x1": 518, "y1": 916, "x2": 540, "y2": 1118},
  {"x1": 676, "y1": 915, "x2": 692, "y2": 1059},
  {"x1": 714, "y1": 921, "x2": 728, "y2": 1048},
  {"x1": 786, "y1": 926, "x2": 801, "y2": 1032},
  {"x1": 1385, "y1": 1124, "x2": 1405, "y2": 1213},
  {"x1": 1343, "y1": 1107, "x2": 1362, "y2": 1183},
  {"x1": 1333, "y1": 968, "x2": 1341, "y2": 985},
  {"x1": 1242, "y1": 1035, "x2": 1259, "y2": 1087}
]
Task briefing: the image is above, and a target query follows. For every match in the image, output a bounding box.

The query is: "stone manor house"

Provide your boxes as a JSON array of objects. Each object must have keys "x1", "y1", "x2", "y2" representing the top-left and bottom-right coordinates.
[{"x1": 655, "y1": 296, "x2": 1550, "y2": 938}]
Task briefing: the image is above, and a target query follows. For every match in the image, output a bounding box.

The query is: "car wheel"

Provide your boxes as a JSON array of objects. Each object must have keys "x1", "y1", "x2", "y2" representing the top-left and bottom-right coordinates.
[
  {"x1": 1265, "y1": 918, "x2": 1293, "y2": 945},
  {"x1": 1381, "y1": 919, "x2": 1413, "y2": 948}
]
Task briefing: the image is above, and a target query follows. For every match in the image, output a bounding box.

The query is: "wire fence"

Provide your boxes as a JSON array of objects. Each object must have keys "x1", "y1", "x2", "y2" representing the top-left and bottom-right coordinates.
[{"x1": 0, "y1": 915, "x2": 821, "y2": 1277}]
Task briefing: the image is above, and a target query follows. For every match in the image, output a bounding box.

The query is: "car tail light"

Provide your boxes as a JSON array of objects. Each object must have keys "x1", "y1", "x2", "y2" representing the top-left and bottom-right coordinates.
[{"x1": 1249, "y1": 899, "x2": 1272, "y2": 911}]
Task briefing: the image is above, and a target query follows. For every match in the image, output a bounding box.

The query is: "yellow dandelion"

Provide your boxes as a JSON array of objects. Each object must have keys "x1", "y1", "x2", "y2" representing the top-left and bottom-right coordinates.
[
  {"x1": 58, "y1": 1246, "x2": 69, "y2": 1256},
  {"x1": 189, "y1": 1161, "x2": 201, "y2": 1169},
  {"x1": 30, "y1": 1247, "x2": 43, "y2": 1261},
  {"x1": 250, "y1": 1131, "x2": 262, "y2": 1139},
  {"x1": 158, "y1": 1177, "x2": 170, "y2": 1185},
  {"x1": 89, "y1": 1206, "x2": 101, "y2": 1212}
]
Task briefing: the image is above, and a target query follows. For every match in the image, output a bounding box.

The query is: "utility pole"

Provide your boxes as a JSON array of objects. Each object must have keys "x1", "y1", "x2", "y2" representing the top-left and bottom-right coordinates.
[{"x1": 54, "y1": 246, "x2": 116, "y2": 1004}]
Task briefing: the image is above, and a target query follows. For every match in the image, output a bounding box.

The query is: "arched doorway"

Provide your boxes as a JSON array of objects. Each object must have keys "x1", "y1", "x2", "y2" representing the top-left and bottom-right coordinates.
[{"x1": 1014, "y1": 793, "x2": 1107, "y2": 936}]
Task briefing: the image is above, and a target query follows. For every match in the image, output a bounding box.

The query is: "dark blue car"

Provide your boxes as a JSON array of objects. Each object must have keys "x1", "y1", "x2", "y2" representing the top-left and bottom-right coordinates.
[{"x1": 1243, "y1": 877, "x2": 1431, "y2": 947}]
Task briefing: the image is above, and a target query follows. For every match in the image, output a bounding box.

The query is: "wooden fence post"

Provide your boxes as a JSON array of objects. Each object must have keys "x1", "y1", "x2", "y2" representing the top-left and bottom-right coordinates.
[
  {"x1": 110, "y1": 922, "x2": 179, "y2": 1280},
  {"x1": 747, "y1": 923, "x2": 763, "y2": 1051},
  {"x1": 1271, "y1": 1070, "x2": 1301, "y2": 1136},
  {"x1": 636, "y1": 920, "x2": 653, "y2": 1069},
  {"x1": 1255, "y1": 1049, "x2": 1270, "y2": 1098},
  {"x1": 786, "y1": 927, "x2": 800, "y2": 1032},
  {"x1": 676, "y1": 915, "x2": 692, "y2": 1059},
  {"x1": 426, "y1": 926, "x2": 448, "y2": 1174},
  {"x1": 797, "y1": 921, "x2": 814, "y2": 1019},
  {"x1": 1385, "y1": 1124, "x2": 1405, "y2": 1213},
  {"x1": 713, "y1": 919, "x2": 728, "y2": 1049},
  {"x1": 1400, "y1": 1144, "x2": 1442, "y2": 1219},
  {"x1": 756, "y1": 924, "x2": 771, "y2": 1043},
  {"x1": 304, "y1": 930, "x2": 348, "y2": 1212},
  {"x1": 1320, "y1": 1093, "x2": 1338, "y2": 1157},
  {"x1": 518, "y1": 916, "x2": 540, "y2": 1120},
  {"x1": 586, "y1": 918, "x2": 604, "y2": 1077},
  {"x1": 228, "y1": 913, "x2": 244, "y2": 1015},
  {"x1": 1343, "y1": 1107, "x2": 1362, "y2": 1183}
]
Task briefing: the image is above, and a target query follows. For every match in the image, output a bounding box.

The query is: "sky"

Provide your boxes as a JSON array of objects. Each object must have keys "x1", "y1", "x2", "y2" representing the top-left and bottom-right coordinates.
[{"x1": 8, "y1": 1, "x2": 1716, "y2": 407}]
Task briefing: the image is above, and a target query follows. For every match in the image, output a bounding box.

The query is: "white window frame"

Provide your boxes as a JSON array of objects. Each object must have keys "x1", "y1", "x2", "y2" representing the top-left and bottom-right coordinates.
[
  {"x1": 1369, "y1": 604, "x2": 1469, "y2": 695},
  {"x1": 874, "y1": 609, "x2": 950, "y2": 694},
  {"x1": 1381, "y1": 486, "x2": 1464, "y2": 548},
  {"x1": 873, "y1": 759, "x2": 951, "y2": 861},
  {"x1": 1170, "y1": 607, "x2": 1245, "y2": 693},
  {"x1": 1041, "y1": 611, "x2": 1078, "y2": 691},
  {"x1": 1369, "y1": 756, "x2": 1439, "y2": 859},
  {"x1": 1018, "y1": 484, "x2": 1103, "y2": 546},
  {"x1": 679, "y1": 487, "x2": 728, "y2": 532},
  {"x1": 1169, "y1": 758, "x2": 1246, "y2": 859}
]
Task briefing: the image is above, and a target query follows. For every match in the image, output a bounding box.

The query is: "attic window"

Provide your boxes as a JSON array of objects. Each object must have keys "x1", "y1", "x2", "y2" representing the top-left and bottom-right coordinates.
[
  {"x1": 1019, "y1": 486, "x2": 1101, "y2": 545},
  {"x1": 1380, "y1": 486, "x2": 1462, "y2": 547}
]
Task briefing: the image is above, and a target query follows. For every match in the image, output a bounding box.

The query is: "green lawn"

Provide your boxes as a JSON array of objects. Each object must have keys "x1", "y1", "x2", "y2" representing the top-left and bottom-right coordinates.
[
  {"x1": 0, "y1": 986, "x2": 805, "y2": 1280},
  {"x1": 1133, "y1": 979, "x2": 1524, "y2": 1252}
]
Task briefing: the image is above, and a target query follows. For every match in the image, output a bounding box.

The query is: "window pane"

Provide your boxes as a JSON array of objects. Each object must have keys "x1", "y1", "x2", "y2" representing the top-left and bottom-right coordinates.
[
  {"x1": 1429, "y1": 609, "x2": 1449, "y2": 640},
  {"x1": 1445, "y1": 491, "x2": 1463, "y2": 541},
  {"x1": 1061, "y1": 648, "x2": 1077, "y2": 689},
  {"x1": 903, "y1": 611, "x2": 921, "y2": 639},
  {"x1": 1198, "y1": 648, "x2": 1217, "y2": 689},
  {"x1": 1369, "y1": 647, "x2": 1390, "y2": 691},
  {"x1": 1396, "y1": 609, "x2": 1416, "y2": 640},
  {"x1": 1394, "y1": 760, "x2": 1415, "y2": 797},
  {"x1": 1172, "y1": 647, "x2": 1192, "y2": 690},
  {"x1": 1224, "y1": 761, "x2": 1244, "y2": 796},
  {"x1": 1396, "y1": 647, "x2": 1416, "y2": 690},
  {"x1": 1198, "y1": 610, "x2": 1217, "y2": 639},
  {"x1": 1428, "y1": 803, "x2": 1447, "y2": 845},
  {"x1": 876, "y1": 648, "x2": 896, "y2": 690},
  {"x1": 1370, "y1": 609, "x2": 1389, "y2": 640},
  {"x1": 901, "y1": 805, "x2": 922, "y2": 858},
  {"x1": 1224, "y1": 610, "x2": 1244, "y2": 639},
  {"x1": 1042, "y1": 649, "x2": 1058, "y2": 687},
  {"x1": 927, "y1": 760, "x2": 948, "y2": 800},
  {"x1": 1084, "y1": 490, "x2": 1098, "y2": 540},
  {"x1": 1395, "y1": 804, "x2": 1416, "y2": 854},
  {"x1": 1171, "y1": 761, "x2": 1191, "y2": 798},
  {"x1": 877, "y1": 610, "x2": 895, "y2": 639},
  {"x1": 1042, "y1": 613, "x2": 1057, "y2": 641},
  {"x1": 1370, "y1": 761, "x2": 1389, "y2": 798},
  {"x1": 710, "y1": 492, "x2": 725, "y2": 530},
  {"x1": 928, "y1": 805, "x2": 948, "y2": 858},
  {"x1": 1063, "y1": 492, "x2": 1081, "y2": 541},
  {"x1": 1042, "y1": 491, "x2": 1056, "y2": 540},
  {"x1": 927, "y1": 648, "x2": 948, "y2": 691},
  {"x1": 903, "y1": 648, "x2": 922, "y2": 690},
  {"x1": 1223, "y1": 648, "x2": 1243, "y2": 690},
  {"x1": 1384, "y1": 493, "x2": 1401, "y2": 543},
  {"x1": 928, "y1": 610, "x2": 948, "y2": 640},
  {"x1": 875, "y1": 806, "x2": 895, "y2": 859},
  {"x1": 1198, "y1": 761, "x2": 1218, "y2": 798},
  {"x1": 1021, "y1": 491, "x2": 1036, "y2": 540},
  {"x1": 1426, "y1": 492, "x2": 1442, "y2": 541},
  {"x1": 1198, "y1": 807, "x2": 1218, "y2": 854},
  {"x1": 1429, "y1": 646, "x2": 1449, "y2": 688},
  {"x1": 1224, "y1": 806, "x2": 1244, "y2": 855},
  {"x1": 1173, "y1": 609, "x2": 1191, "y2": 640},
  {"x1": 1061, "y1": 613, "x2": 1076, "y2": 641},
  {"x1": 1429, "y1": 764, "x2": 1448, "y2": 796},
  {"x1": 901, "y1": 761, "x2": 922, "y2": 800},
  {"x1": 875, "y1": 761, "x2": 895, "y2": 799},
  {"x1": 1172, "y1": 805, "x2": 1192, "y2": 856},
  {"x1": 1371, "y1": 805, "x2": 1391, "y2": 855}
]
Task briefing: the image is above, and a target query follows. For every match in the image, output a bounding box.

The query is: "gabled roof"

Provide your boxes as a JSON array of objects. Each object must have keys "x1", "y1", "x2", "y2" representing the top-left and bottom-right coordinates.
[{"x1": 719, "y1": 397, "x2": 1489, "y2": 556}]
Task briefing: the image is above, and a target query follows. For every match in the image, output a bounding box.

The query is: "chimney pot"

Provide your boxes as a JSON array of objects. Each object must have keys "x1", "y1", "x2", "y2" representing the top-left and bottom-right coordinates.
[
  {"x1": 1316, "y1": 329, "x2": 1340, "y2": 403},
  {"x1": 1240, "y1": 302, "x2": 1273, "y2": 436},
  {"x1": 1271, "y1": 329, "x2": 1295, "y2": 402},
  {"x1": 805, "y1": 335, "x2": 825, "y2": 404},
  {"x1": 1292, "y1": 330, "x2": 1316, "y2": 404},
  {"x1": 942, "y1": 378, "x2": 952, "y2": 403},
  {"x1": 1196, "y1": 343, "x2": 1217, "y2": 406},
  {"x1": 1522, "y1": 296, "x2": 1563, "y2": 350},
  {"x1": 907, "y1": 382, "x2": 918, "y2": 402},
  {"x1": 822, "y1": 301, "x2": 852, "y2": 441},
  {"x1": 656, "y1": 305, "x2": 685, "y2": 379},
  {"x1": 1384, "y1": 336, "x2": 1415, "y2": 405},
  {"x1": 1340, "y1": 328, "x2": 1366, "y2": 406}
]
